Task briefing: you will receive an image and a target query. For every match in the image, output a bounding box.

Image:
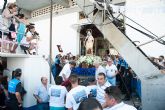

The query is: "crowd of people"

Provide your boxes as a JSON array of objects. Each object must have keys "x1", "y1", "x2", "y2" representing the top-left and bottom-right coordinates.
[
  {"x1": 44, "y1": 51, "x2": 139, "y2": 110},
  {"x1": 32, "y1": 74, "x2": 137, "y2": 110},
  {"x1": 0, "y1": 51, "x2": 139, "y2": 110},
  {"x1": 0, "y1": 1, "x2": 164, "y2": 110},
  {"x1": 1, "y1": 44, "x2": 164, "y2": 110},
  {"x1": 52, "y1": 50, "x2": 139, "y2": 99},
  {"x1": 0, "y1": 2, "x2": 39, "y2": 55}
]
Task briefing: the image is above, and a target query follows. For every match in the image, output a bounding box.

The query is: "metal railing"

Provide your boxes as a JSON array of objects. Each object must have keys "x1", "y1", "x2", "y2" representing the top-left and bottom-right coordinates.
[{"x1": 0, "y1": 28, "x2": 39, "y2": 55}]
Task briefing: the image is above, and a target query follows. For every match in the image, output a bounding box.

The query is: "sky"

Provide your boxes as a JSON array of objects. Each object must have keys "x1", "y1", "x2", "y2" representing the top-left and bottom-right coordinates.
[{"x1": 0, "y1": 0, "x2": 16, "y2": 9}]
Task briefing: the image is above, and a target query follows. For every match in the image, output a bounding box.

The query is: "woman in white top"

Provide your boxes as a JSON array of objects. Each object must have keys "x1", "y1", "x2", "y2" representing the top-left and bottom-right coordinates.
[{"x1": 21, "y1": 25, "x2": 38, "y2": 54}]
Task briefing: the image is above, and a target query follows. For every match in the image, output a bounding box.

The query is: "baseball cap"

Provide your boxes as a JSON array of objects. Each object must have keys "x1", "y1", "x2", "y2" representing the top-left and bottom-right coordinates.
[{"x1": 15, "y1": 68, "x2": 22, "y2": 74}]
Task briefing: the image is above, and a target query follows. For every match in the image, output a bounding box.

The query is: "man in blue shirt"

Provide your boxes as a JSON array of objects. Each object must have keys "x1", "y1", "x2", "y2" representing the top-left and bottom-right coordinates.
[
  {"x1": 33, "y1": 77, "x2": 49, "y2": 110},
  {"x1": 52, "y1": 54, "x2": 62, "y2": 79},
  {"x1": 116, "y1": 56, "x2": 128, "y2": 93}
]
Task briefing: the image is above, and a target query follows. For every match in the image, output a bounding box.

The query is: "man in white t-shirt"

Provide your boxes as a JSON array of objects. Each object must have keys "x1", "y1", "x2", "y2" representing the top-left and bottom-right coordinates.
[
  {"x1": 48, "y1": 76, "x2": 68, "y2": 110},
  {"x1": 93, "y1": 61, "x2": 106, "y2": 80},
  {"x1": 59, "y1": 61, "x2": 76, "y2": 81},
  {"x1": 86, "y1": 77, "x2": 97, "y2": 98},
  {"x1": 66, "y1": 74, "x2": 89, "y2": 110},
  {"x1": 96, "y1": 72, "x2": 111, "y2": 106},
  {"x1": 104, "y1": 86, "x2": 137, "y2": 110},
  {"x1": 106, "y1": 59, "x2": 118, "y2": 86}
]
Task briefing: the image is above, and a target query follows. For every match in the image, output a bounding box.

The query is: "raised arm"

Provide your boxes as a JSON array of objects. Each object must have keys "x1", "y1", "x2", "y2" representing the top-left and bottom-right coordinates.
[
  {"x1": 13, "y1": 16, "x2": 30, "y2": 25},
  {"x1": 2, "y1": 8, "x2": 17, "y2": 18}
]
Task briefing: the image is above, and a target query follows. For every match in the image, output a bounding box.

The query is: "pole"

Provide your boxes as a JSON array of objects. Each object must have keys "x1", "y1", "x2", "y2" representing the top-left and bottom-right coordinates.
[
  {"x1": 1, "y1": 31, "x2": 4, "y2": 52},
  {"x1": 49, "y1": 0, "x2": 53, "y2": 83}
]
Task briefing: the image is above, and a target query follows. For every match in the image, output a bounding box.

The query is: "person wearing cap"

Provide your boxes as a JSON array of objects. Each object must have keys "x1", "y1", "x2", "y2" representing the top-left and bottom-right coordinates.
[
  {"x1": 59, "y1": 61, "x2": 76, "y2": 81},
  {"x1": 116, "y1": 56, "x2": 128, "y2": 94},
  {"x1": 106, "y1": 58, "x2": 118, "y2": 86},
  {"x1": 93, "y1": 61, "x2": 106, "y2": 80},
  {"x1": 7, "y1": 68, "x2": 25, "y2": 110}
]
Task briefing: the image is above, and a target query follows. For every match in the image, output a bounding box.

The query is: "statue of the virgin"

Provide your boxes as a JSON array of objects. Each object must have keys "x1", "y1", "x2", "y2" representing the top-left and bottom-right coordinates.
[{"x1": 84, "y1": 29, "x2": 94, "y2": 55}]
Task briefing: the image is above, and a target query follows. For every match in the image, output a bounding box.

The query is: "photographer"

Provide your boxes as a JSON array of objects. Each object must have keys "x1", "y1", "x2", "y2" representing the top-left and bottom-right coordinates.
[
  {"x1": 14, "y1": 14, "x2": 30, "y2": 44},
  {"x1": 1, "y1": 3, "x2": 18, "y2": 53}
]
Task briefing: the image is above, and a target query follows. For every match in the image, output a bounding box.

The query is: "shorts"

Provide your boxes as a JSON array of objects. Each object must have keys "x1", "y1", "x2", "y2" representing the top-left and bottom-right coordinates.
[
  {"x1": 20, "y1": 44, "x2": 30, "y2": 50},
  {"x1": 50, "y1": 106, "x2": 65, "y2": 110},
  {"x1": 8, "y1": 32, "x2": 15, "y2": 41}
]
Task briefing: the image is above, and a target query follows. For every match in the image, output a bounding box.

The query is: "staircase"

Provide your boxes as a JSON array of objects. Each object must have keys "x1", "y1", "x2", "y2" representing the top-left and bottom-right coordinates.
[{"x1": 76, "y1": 0, "x2": 165, "y2": 110}]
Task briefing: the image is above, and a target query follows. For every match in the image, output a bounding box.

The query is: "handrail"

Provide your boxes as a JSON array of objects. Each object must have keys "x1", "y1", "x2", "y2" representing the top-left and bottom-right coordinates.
[
  {"x1": 106, "y1": 13, "x2": 162, "y2": 69},
  {"x1": 120, "y1": 12, "x2": 165, "y2": 43},
  {"x1": 136, "y1": 35, "x2": 165, "y2": 47},
  {"x1": 125, "y1": 23, "x2": 165, "y2": 45},
  {"x1": 0, "y1": 28, "x2": 25, "y2": 35}
]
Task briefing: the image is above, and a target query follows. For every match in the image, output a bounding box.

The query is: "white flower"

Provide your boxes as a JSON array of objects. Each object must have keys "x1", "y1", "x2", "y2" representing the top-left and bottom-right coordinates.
[{"x1": 76, "y1": 55, "x2": 102, "y2": 66}]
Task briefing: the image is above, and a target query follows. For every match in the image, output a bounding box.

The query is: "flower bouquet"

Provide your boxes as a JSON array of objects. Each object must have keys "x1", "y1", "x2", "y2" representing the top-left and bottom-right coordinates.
[
  {"x1": 72, "y1": 55, "x2": 102, "y2": 76},
  {"x1": 76, "y1": 55, "x2": 102, "y2": 67}
]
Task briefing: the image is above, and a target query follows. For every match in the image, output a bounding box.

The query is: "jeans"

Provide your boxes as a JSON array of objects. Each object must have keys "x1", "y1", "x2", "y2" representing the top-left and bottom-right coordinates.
[{"x1": 38, "y1": 102, "x2": 49, "y2": 110}]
